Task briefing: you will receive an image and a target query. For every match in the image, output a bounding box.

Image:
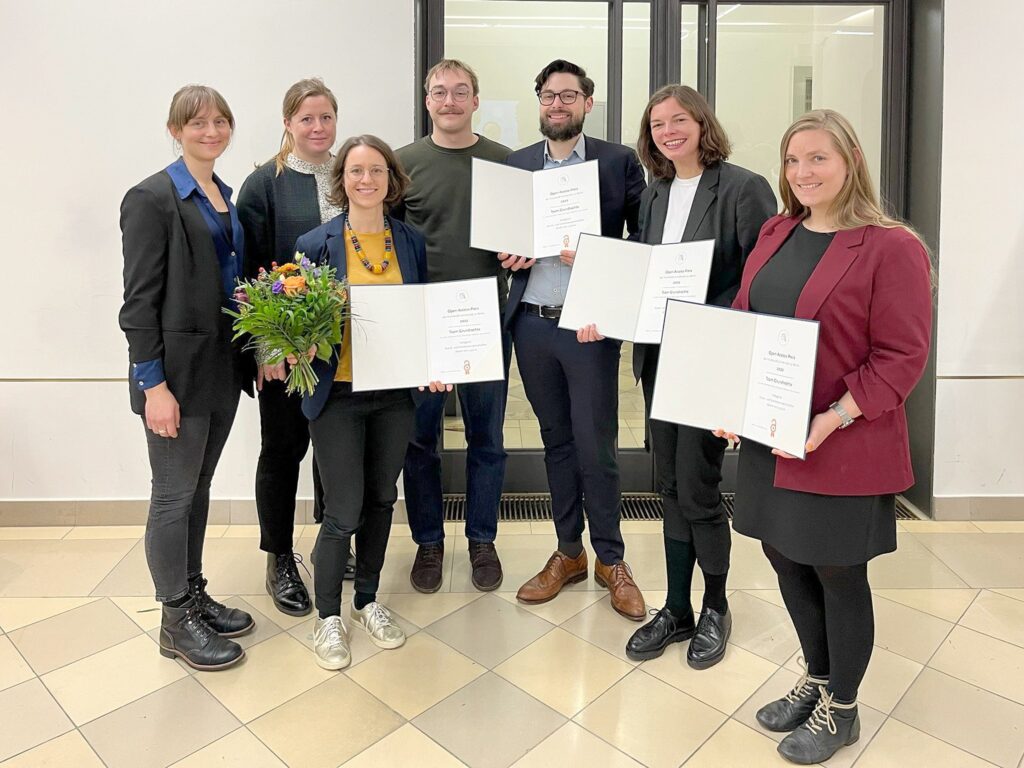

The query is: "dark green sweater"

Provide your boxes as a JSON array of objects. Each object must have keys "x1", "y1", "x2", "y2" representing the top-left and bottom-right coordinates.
[{"x1": 395, "y1": 135, "x2": 512, "y2": 302}]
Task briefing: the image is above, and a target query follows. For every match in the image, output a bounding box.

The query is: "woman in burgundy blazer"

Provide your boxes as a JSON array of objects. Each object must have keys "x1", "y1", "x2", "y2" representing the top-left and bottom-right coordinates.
[{"x1": 723, "y1": 110, "x2": 932, "y2": 765}]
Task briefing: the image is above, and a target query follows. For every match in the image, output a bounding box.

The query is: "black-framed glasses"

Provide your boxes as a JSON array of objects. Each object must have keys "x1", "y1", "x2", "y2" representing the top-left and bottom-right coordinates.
[
  {"x1": 538, "y1": 89, "x2": 583, "y2": 106},
  {"x1": 428, "y1": 86, "x2": 472, "y2": 103}
]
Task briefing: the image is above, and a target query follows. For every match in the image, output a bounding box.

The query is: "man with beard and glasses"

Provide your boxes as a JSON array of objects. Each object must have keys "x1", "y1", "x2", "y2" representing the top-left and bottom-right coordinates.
[
  {"x1": 395, "y1": 60, "x2": 512, "y2": 594},
  {"x1": 498, "y1": 59, "x2": 647, "y2": 620}
]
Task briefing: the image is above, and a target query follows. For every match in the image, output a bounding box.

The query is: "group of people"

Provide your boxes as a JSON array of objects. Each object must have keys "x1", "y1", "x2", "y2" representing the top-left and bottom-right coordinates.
[{"x1": 119, "y1": 57, "x2": 932, "y2": 765}]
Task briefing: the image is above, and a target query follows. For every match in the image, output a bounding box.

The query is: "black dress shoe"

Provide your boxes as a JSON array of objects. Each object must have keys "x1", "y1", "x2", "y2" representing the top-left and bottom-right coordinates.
[
  {"x1": 160, "y1": 598, "x2": 244, "y2": 671},
  {"x1": 686, "y1": 605, "x2": 731, "y2": 669},
  {"x1": 410, "y1": 542, "x2": 444, "y2": 593},
  {"x1": 469, "y1": 541, "x2": 503, "y2": 591},
  {"x1": 266, "y1": 552, "x2": 312, "y2": 617},
  {"x1": 777, "y1": 690, "x2": 860, "y2": 764},
  {"x1": 625, "y1": 606, "x2": 696, "y2": 661},
  {"x1": 188, "y1": 574, "x2": 255, "y2": 637},
  {"x1": 756, "y1": 671, "x2": 827, "y2": 732}
]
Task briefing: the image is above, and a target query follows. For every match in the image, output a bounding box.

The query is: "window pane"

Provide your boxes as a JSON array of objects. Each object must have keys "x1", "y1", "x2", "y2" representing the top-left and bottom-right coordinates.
[
  {"x1": 622, "y1": 2, "x2": 650, "y2": 148},
  {"x1": 715, "y1": 4, "x2": 885, "y2": 199},
  {"x1": 681, "y1": 4, "x2": 699, "y2": 88}
]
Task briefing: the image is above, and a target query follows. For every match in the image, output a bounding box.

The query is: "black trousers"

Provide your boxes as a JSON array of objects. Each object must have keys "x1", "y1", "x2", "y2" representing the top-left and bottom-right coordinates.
[
  {"x1": 641, "y1": 347, "x2": 731, "y2": 575},
  {"x1": 307, "y1": 383, "x2": 415, "y2": 616},
  {"x1": 255, "y1": 380, "x2": 324, "y2": 554},
  {"x1": 512, "y1": 311, "x2": 624, "y2": 564}
]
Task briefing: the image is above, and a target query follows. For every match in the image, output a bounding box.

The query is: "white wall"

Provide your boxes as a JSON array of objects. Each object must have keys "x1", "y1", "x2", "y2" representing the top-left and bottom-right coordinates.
[
  {"x1": 0, "y1": 0, "x2": 416, "y2": 500},
  {"x1": 934, "y1": 0, "x2": 1024, "y2": 499}
]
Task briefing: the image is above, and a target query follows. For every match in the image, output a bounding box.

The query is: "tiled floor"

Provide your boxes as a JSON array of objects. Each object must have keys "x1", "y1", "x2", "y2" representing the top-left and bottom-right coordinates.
[{"x1": 2, "y1": 520, "x2": 1024, "y2": 767}]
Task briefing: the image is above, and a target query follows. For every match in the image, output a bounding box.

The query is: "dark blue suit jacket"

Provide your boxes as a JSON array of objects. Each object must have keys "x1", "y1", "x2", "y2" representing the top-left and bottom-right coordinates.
[
  {"x1": 502, "y1": 135, "x2": 647, "y2": 329},
  {"x1": 294, "y1": 215, "x2": 428, "y2": 420}
]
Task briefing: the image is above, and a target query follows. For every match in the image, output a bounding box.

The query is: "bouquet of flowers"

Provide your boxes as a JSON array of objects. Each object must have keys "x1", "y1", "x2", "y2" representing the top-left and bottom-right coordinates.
[{"x1": 225, "y1": 253, "x2": 349, "y2": 396}]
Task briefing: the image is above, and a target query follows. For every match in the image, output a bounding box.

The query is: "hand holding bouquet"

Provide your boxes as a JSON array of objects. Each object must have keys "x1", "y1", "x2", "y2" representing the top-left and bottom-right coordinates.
[{"x1": 225, "y1": 253, "x2": 349, "y2": 396}]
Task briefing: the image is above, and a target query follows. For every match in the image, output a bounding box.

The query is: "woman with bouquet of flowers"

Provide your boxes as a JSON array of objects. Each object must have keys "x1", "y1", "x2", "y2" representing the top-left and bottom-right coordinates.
[{"x1": 119, "y1": 85, "x2": 255, "y2": 671}]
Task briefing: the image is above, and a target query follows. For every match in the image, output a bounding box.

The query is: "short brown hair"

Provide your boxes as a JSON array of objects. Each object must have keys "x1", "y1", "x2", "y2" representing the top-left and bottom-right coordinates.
[
  {"x1": 534, "y1": 59, "x2": 595, "y2": 98},
  {"x1": 328, "y1": 135, "x2": 410, "y2": 211},
  {"x1": 637, "y1": 85, "x2": 731, "y2": 180},
  {"x1": 167, "y1": 85, "x2": 234, "y2": 133},
  {"x1": 424, "y1": 58, "x2": 479, "y2": 95}
]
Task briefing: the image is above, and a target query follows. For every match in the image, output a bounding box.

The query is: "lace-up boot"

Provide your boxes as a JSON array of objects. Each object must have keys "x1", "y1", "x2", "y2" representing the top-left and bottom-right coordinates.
[
  {"x1": 159, "y1": 598, "x2": 244, "y2": 670},
  {"x1": 188, "y1": 574, "x2": 254, "y2": 637},
  {"x1": 266, "y1": 551, "x2": 312, "y2": 616},
  {"x1": 777, "y1": 687, "x2": 860, "y2": 764},
  {"x1": 756, "y1": 661, "x2": 827, "y2": 732}
]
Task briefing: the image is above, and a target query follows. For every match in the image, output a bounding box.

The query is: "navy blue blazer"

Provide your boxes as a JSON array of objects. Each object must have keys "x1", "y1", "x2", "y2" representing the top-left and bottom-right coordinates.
[
  {"x1": 294, "y1": 215, "x2": 428, "y2": 420},
  {"x1": 502, "y1": 135, "x2": 647, "y2": 329}
]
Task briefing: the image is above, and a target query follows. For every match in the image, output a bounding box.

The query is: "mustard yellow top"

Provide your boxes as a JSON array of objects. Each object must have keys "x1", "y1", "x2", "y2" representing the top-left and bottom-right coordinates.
[{"x1": 335, "y1": 229, "x2": 403, "y2": 382}]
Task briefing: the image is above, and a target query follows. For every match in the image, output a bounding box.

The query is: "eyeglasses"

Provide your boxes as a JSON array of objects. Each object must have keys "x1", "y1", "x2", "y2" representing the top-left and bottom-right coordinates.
[
  {"x1": 538, "y1": 89, "x2": 583, "y2": 106},
  {"x1": 345, "y1": 166, "x2": 389, "y2": 180},
  {"x1": 428, "y1": 86, "x2": 473, "y2": 103}
]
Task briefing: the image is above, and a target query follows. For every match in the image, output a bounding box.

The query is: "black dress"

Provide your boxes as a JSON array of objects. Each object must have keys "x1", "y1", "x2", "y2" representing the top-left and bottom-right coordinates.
[{"x1": 731, "y1": 224, "x2": 896, "y2": 566}]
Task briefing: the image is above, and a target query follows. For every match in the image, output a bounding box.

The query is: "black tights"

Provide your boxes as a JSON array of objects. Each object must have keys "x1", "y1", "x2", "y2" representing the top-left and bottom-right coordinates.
[{"x1": 762, "y1": 542, "x2": 874, "y2": 702}]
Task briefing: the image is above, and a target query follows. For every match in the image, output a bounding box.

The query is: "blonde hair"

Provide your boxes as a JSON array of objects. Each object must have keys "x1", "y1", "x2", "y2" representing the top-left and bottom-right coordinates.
[
  {"x1": 274, "y1": 78, "x2": 339, "y2": 175},
  {"x1": 167, "y1": 85, "x2": 234, "y2": 134},
  {"x1": 424, "y1": 59, "x2": 479, "y2": 95}
]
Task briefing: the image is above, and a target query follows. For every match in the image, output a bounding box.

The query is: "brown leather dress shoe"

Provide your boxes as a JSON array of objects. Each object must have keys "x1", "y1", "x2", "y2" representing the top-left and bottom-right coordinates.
[
  {"x1": 594, "y1": 560, "x2": 646, "y2": 620},
  {"x1": 516, "y1": 550, "x2": 588, "y2": 604}
]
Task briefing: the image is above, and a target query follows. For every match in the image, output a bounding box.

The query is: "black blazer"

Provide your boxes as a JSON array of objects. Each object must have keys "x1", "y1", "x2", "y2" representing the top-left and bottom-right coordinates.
[
  {"x1": 294, "y1": 216, "x2": 428, "y2": 421},
  {"x1": 502, "y1": 135, "x2": 647, "y2": 329},
  {"x1": 632, "y1": 160, "x2": 777, "y2": 380},
  {"x1": 119, "y1": 170, "x2": 253, "y2": 416}
]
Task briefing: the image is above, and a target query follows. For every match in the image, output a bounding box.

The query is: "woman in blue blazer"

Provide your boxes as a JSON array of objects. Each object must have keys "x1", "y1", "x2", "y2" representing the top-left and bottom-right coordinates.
[{"x1": 291, "y1": 135, "x2": 430, "y2": 670}]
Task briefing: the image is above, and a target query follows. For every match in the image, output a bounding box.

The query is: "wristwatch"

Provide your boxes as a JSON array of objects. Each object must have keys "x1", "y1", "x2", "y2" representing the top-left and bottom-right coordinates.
[{"x1": 829, "y1": 401, "x2": 855, "y2": 429}]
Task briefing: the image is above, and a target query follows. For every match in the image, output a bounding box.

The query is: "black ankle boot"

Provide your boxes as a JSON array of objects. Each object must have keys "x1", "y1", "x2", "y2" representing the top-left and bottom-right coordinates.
[
  {"x1": 777, "y1": 688, "x2": 860, "y2": 764},
  {"x1": 266, "y1": 552, "x2": 312, "y2": 617},
  {"x1": 160, "y1": 598, "x2": 244, "y2": 671},
  {"x1": 756, "y1": 669, "x2": 827, "y2": 732},
  {"x1": 625, "y1": 606, "x2": 695, "y2": 661},
  {"x1": 188, "y1": 574, "x2": 254, "y2": 637}
]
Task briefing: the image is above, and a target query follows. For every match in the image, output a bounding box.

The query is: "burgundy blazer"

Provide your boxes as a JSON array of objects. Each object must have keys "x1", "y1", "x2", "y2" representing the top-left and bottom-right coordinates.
[{"x1": 733, "y1": 214, "x2": 932, "y2": 495}]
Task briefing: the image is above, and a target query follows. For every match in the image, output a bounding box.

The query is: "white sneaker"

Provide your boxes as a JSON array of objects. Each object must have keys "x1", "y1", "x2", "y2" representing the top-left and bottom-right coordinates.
[
  {"x1": 312, "y1": 615, "x2": 350, "y2": 670},
  {"x1": 350, "y1": 601, "x2": 406, "y2": 649}
]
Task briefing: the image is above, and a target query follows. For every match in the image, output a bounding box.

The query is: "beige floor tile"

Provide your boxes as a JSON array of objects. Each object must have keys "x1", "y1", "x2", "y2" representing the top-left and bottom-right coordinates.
[
  {"x1": 574, "y1": 669, "x2": 725, "y2": 768},
  {"x1": 873, "y1": 594, "x2": 954, "y2": 664},
  {"x1": 239, "y1": 594, "x2": 312, "y2": 630},
  {"x1": 0, "y1": 730, "x2": 103, "y2": 767},
  {"x1": 619, "y1": 520, "x2": 661, "y2": 534},
  {"x1": 41, "y1": 634, "x2": 187, "y2": 725},
  {"x1": 643, "y1": 642, "x2": 777, "y2": 715},
  {"x1": 80, "y1": 677, "x2": 240, "y2": 768},
  {"x1": 929, "y1": 626, "x2": 1024, "y2": 705},
  {"x1": 993, "y1": 588, "x2": 1024, "y2": 603},
  {"x1": 413, "y1": 673, "x2": 565, "y2": 768},
  {"x1": 893, "y1": 667, "x2": 1024, "y2": 768},
  {"x1": 204, "y1": 524, "x2": 230, "y2": 538},
  {"x1": 111, "y1": 596, "x2": 166, "y2": 631},
  {"x1": 857, "y1": 646, "x2": 923, "y2": 714},
  {"x1": 8, "y1": 598, "x2": 141, "y2": 675},
  {"x1": 617, "y1": 534, "x2": 666, "y2": 590},
  {"x1": 249, "y1": 675, "x2": 403, "y2": 768},
  {"x1": 0, "y1": 527, "x2": 70, "y2": 540},
  {"x1": 512, "y1": 722, "x2": 642, "y2": 767},
  {"x1": 196, "y1": 633, "x2": 335, "y2": 723},
  {"x1": 960, "y1": 590, "x2": 1024, "y2": 648},
  {"x1": 901, "y1": 520, "x2": 982, "y2": 533},
  {"x1": 342, "y1": 724, "x2": 466, "y2": 767},
  {"x1": 494, "y1": 589, "x2": 604, "y2": 625},
  {"x1": 222, "y1": 525, "x2": 263, "y2": 538},
  {"x1": 560, "y1": 595, "x2": 645, "y2": 665},
  {"x1": 376, "y1": 592, "x2": 484, "y2": 629},
  {"x1": 974, "y1": 521, "x2": 1024, "y2": 533},
  {"x1": 726, "y1": 591, "x2": 801, "y2": 664},
  {"x1": 821, "y1": 705, "x2": 888, "y2": 768},
  {"x1": 87, "y1": 540, "x2": 153, "y2": 596},
  {"x1": 855, "y1": 718, "x2": 996, "y2": 768},
  {"x1": 722, "y1": 533, "x2": 783, "y2": 590},
  {"x1": 425, "y1": 594, "x2": 554, "y2": 668},
  {"x1": 498, "y1": 522, "x2": 534, "y2": 536},
  {"x1": 0, "y1": 539, "x2": 135, "y2": 597},
  {"x1": 732, "y1": 666, "x2": 802, "y2": 739},
  {"x1": 0, "y1": 679, "x2": 73, "y2": 761},
  {"x1": 0, "y1": 597, "x2": 101, "y2": 633},
  {"x1": 171, "y1": 727, "x2": 285, "y2": 767},
  {"x1": 913, "y1": 533, "x2": 1024, "y2": 587},
  {"x1": 867, "y1": 533, "x2": 970, "y2": 589},
  {"x1": 0, "y1": 637, "x2": 34, "y2": 693},
  {"x1": 496, "y1": 629, "x2": 633, "y2": 717},
  {"x1": 64, "y1": 525, "x2": 146, "y2": 539},
  {"x1": 684, "y1": 719, "x2": 791, "y2": 767},
  {"x1": 346, "y1": 632, "x2": 484, "y2": 719},
  {"x1": 742, "y1": 589, "x2": 788, "y2": 609},
  {"x1": 871, "y1": 588, "x2": 979, "y2": 622}
]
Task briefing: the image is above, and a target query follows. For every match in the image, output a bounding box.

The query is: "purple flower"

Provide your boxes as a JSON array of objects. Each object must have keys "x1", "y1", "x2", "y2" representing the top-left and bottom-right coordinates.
[
  {"x1": 232, "y1": 286, "x2": 248, "y2": 304},
  {"x1": 312, "y1": 268, "x2": 322, "y2": 278},
  {"x1": 300, "y1": 257, "x2": 312, "y2": 269},
  {"x1": 272, "y1": 280, "x2": 285, "y2": 295}
]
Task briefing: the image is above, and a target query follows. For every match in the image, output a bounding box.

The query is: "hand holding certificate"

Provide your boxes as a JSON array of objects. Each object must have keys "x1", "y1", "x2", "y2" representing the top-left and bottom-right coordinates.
[
  {"x1": 558, "y1": 234, "x2": 714, "y2": 343},
  {"x1": 348, "y1": 277, "x2": 505, "y2": 392},
  {"x1": 651, "y1": 300, "x2": 820, "y2": 458},
  {"x1": 470, "y1": 158, "x2": 601, "y2": 259}
]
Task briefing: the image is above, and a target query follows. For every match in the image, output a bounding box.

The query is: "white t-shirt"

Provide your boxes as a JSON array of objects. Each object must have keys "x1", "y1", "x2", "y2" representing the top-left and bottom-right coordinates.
[{"x1": 661, "y1": 173, "x2": 703, "y2": 244}]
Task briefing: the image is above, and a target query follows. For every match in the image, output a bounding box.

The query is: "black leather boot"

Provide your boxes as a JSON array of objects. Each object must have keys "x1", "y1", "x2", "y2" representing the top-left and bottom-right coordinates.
[
  {"x1": 159, "y1": 598, "x2": 244, "y2": 671},
  {"x1": 188, "y1": 574, "x2": 254, "y2": 637},
  {"x1": 625, "y1": 606, "x2": 695, "y2": 661},
  {"x1": 686, "y1": 606, "x2": 731, "y2": 669},
  {"x1": 756, "y1": 669, "x2": 827, "y2": 732},
  {"x1": 266, "y1": 552, "x2": 312, "y2": 617},
  {"x1": 777, "y1": 688, "x2": 860, "y2": 764}
]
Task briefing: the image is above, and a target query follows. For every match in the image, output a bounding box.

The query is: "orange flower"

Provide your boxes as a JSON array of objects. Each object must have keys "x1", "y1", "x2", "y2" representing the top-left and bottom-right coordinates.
[
  {"x1": 282, "y1": 275, "x2": 307, "y2": 296},
  {"x1": 276, "y1": 263, "x2": 300, "y2": 275}
]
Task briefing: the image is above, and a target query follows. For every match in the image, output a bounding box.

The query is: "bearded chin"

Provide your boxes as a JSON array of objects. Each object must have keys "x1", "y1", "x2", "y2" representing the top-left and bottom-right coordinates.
[{"x1": 540, "y1": 114, "x2": 585, "y2": 142}]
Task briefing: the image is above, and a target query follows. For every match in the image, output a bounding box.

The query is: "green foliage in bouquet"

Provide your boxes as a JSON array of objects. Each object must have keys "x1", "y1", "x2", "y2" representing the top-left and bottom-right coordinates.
[{"x1": 224, "y1": 253, "x2": 349, "y2": 396}]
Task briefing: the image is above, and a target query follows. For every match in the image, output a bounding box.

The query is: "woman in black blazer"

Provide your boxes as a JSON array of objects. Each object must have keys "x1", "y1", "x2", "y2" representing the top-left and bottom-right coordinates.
[
  {"x1": 237, "y1": 78, "x2": 341, "y2": 618},
  {"x1": 119, "y1": 85, "x2": 255, "y2": 670},
  {"x1": 622, "y1": 85, "x2": 776, "y2": 668}
]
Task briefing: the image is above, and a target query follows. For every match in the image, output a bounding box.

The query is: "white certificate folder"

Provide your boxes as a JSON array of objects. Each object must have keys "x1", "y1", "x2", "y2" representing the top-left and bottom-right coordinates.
[
  {"x1": 558, "y1": 233, "x2": 714, "y2": 343},
  {"x1": 469, "y1": 157, "x2": 601, "y2": 259},
  {"x1": 650, "y1": 301, "x2": 820, "y2": 458},
  {"x1": 349, "y1": 277, "x2": 505, "y2": 392}
]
